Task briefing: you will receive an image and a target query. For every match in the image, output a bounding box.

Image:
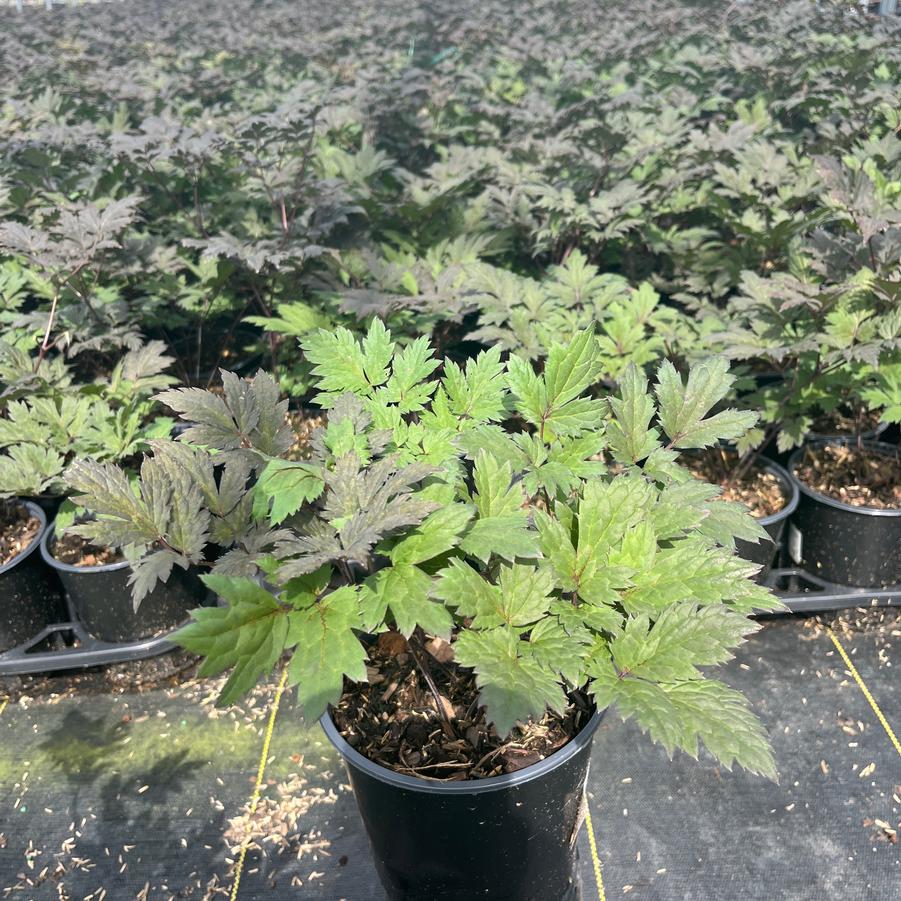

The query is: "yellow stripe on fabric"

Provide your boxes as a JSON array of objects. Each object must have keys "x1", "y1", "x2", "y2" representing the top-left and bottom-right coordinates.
[
  {"x1": 585, "y1": 803, "x2": 607, "y2": 901},
  {"x1": 827, "y1": 627, "x2": 900, "y2": 759},
  {"x1": 229, "y1": 666, "x2": 290, "y2": 901}
]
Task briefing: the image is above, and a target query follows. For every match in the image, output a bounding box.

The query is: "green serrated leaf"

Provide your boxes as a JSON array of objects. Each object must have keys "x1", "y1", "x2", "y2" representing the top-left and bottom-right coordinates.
[
  {"x1": 174, "y1": 575, "x2": 288, "y2": 707},
  {"x1": 442, "y1": 346, "x2": 508, "y2": 424},
  {"x1": 388, "y1": 503, "x2": 474, "y2": 565},
  {"x1": 607, "y1": 365, "x2": 660, "y2": 463},
  {"x1": 432, "y1": 558, "x2": 499, "y2": 619},
  {"x1": 257, "y1": 459, "x2": 325, "y2": 525},
  {"x1": 626, "y1": 604, "x2": 758, "y2": 681},
  {"x1": 287, "y1": 586, "x2": 368, "y2": 722},
  {"x1": 525, "y1": 617, "x2": 589, "y2": 686},
  {"x1": 454, "y1": 627, "x2": 566, "y2": 737},
  {"x1": 544, "y1": 328, "x2": 604, "y2": 407},
  {"x1": 655, "y1": 359, "x2": 757, "y2": 449},
  {"x1": 381, "y1": 563, "x2": 453, "y2": 638},
  {"x1": 378, "y1": 337, "x2": 440, "y2": 412},
  {"x1": 506, "y1": 354, "x2": 548, "y2": 428},
  {"x1": 459, "y1": 514, "x2": 540, "y2": 563},
  {"x1": 495, "y1": 563, "x2": 555, "y2": 626}
]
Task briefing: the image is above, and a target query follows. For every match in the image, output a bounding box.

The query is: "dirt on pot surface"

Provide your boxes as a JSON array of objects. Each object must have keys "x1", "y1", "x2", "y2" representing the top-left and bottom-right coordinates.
[
  {"x1": 51, "y1": 532, "x2": 124, "y2": 567},
  {"x1": 794, "y1": 444, "x2": 901, "y2": 509},
  {"x1": 0, "y1": 502, "x2": 42, "y2": 567},
  {"x1": 810, "y1": 407, "x2": 882, "y2": 437},
  {"x1": 688, "y1": 449, "x2": 787, "y2": 519},
  {"x1": 286, "y1": 410, "x2": 327, "y2": 462},
  {"x1": 332, "y1": 631, "x2": 591, "y2": 781}
]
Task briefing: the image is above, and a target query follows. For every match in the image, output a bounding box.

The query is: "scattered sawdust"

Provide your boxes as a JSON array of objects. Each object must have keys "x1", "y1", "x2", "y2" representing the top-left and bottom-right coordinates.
[
  {"x1": 2, "y1": 831, "x2": 97, "y2": 899},
  {"x1": 224, "y1": 769, "x2": 337, "y2": 858},
  {"x1": 863, "y1": 817, "x2": 898, "y2": 844},
  {"x1": 0, "y1": 503, "x2": 41, "y2": 567},
  {"x1": 794, "y1": 444, "x2": 901, "y2": 509},
  {"x1": 805, "y1": 606, "x2": 901, "y2": 639},
  {"x1": 803, "y1": 607, "x2": 899, "y2": 669},
  {"x1": 0, "y1": 660, "x2": 337, "y2": 900},
  {"x1": 50, "y1": 533, "x2": 123, "y2": 568}
]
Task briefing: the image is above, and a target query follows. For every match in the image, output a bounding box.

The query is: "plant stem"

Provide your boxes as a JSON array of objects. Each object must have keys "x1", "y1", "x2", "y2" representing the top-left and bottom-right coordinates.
[
  {"x1": 410, "y1": 629, "x2": 455, "y2": 738},
  {"x1": 192, "y1": 170, "x2": 208, "y2": 238},
  {"x1": 34, "y1": 292, "x2": 60, "y2": 374}
]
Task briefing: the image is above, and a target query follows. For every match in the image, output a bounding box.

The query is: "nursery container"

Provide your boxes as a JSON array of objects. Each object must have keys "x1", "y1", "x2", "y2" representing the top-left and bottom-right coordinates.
[
  {"x1": 0, "y1": 502, "x2": 67, "y2": 654},
  {"x1": 787, "y1": 440, "x2": 901, "y2": 588},
  {"x1": 40, "y1": 523, "x2": 205, "y2": 642},
  {"x1": 764, "y1": 421, "x2": 888, "y2": 468},
  {"x1": 321, "y1": 706, "x2": 605, "y2": 901},
  {"x1": 735, "y1": 460, "x2": 799, "y2": 581}
]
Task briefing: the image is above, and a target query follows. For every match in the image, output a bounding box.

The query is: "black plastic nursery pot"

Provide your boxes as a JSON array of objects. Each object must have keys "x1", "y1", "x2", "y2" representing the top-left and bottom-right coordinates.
[
  {"x1": 40, "y1": 523, "x2": 206, "y2": 643},
  {"x1": 321, "y1": 706, "x2": 605, "y2": 901},
  {"x1": 735, "y1": 459, "x2": 799, "y2": 581},
  {"x1": 0, "y1": 502, "x2": 67, "y2": 654},
  {"x1": 787, "y1": 440, "x2": 901, "y2": 589},
  {"x1": 764, "y1": 421, "x2": 888, "y2": 468}
]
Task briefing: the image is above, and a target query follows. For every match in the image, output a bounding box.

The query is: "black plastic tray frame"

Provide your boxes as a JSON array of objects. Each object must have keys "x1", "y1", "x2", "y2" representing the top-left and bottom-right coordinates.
[
  {"x1": 0, "y1": 589, "x2": 182, "y2": 676},
  {"x1": 766, "y1": 567, "x2": 900, "y2": 614}
]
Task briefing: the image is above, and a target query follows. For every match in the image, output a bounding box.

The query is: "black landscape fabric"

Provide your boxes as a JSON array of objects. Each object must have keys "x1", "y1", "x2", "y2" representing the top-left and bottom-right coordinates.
[{"x1": 0, "y1": 611, "x2": 898, "y2": 900}]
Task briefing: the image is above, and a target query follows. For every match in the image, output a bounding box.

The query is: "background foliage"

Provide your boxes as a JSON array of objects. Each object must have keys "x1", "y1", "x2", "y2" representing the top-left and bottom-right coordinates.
[
  {"x1": 0, "y1": 0, "x2": 899, "y2": 771},
  {"x1": 0, "y1": 0, "x2": 898, "y2": 438}
]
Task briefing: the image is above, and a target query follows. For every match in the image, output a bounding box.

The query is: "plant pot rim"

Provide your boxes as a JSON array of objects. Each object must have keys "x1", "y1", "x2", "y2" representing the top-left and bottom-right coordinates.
[
  {"x1": 757, "y1": 458, "x2": 799, "y2": 527},
  {"x1": 40, "y1": 522, "x2": 130, "y2": 574},
  {"x1": 0, "y1": 500, "x2": 47, "y2": 576},
  {"x1": 788, "y1": 438, "x2": 901, "y2": 518},
  {"x1": 320, "y1": 704, "x2": 605, "y2": 795},
  {"x1": 690, "y1": 450, "x2": 798, "y2": 525}
]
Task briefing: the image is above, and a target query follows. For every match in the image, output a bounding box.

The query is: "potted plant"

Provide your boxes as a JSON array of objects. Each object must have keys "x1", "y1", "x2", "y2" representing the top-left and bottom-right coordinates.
[
  {"x1": 68, "y1": 322, "x2": 778, "y2": 900},
  {"x1": 716, "y1": 153, "x2": 901, "y2": 587},
  {"x1": 786, "y1": 354, "x2": 901, "y2": 589},
  {"x1": 0, "y1": 498, "x2": 66, "y2": 654},
  {"x1": 462, "y1": 251, "x2": 696, "y2": 380},
  {"x1": 0, "y1": 340, "x2": 206, "y2": 643}
]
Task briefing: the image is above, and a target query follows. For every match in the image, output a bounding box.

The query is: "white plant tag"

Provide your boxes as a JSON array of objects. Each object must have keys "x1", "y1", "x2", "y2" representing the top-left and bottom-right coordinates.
[{"x1": 788, "y1": 524, "x2": 803, "y2": 564}]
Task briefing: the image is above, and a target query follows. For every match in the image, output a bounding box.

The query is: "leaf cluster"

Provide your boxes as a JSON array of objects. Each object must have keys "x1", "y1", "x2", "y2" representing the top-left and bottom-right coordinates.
[
  {"x1": 0, "y1": 340, "x2": 175, "y2": 500},
  {"x1": 70, "y1": 326, "x2": 778, "y2": 778}
]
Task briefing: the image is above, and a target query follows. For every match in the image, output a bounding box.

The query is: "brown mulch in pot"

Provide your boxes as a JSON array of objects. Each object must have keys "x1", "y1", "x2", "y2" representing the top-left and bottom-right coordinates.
[
  {"x1": 332, "y1": 631, "x2": 590, "y2": 781},
  {"x1": 0, "y1": 502, "x2": 42, "y2": 567},
  {"x1": 810, "y1": 407, "x2": 882, "y2": 437},
  {"x1": 285, "y1": 410, "x2": 327, "y2": 462},
  {"x1": 794, "y1": 444, "x2": 901, "y2": 510},
  {"x1": 688, "y1": 448, "x2": 787, "y2": 519},
  {"x1": 52, "y1": 532, "x2": 124, "y2": 567}
]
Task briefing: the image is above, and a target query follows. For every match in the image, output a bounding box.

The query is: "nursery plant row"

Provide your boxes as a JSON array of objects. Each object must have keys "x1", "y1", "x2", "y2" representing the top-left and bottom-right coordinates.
[
  {"x1": 1, "y1": 0, "x2": 898, "y2": 635},
  {"x1": 0, "y1": 2, "x2": 899, "y2": 897}
]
